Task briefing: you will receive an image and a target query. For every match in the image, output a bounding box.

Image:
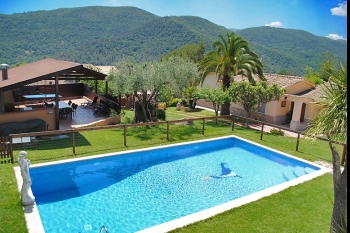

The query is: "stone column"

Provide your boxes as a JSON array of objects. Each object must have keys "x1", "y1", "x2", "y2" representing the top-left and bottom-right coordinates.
[{"x1": 290, "y1": 101, "x2": 303, "y2": 131}]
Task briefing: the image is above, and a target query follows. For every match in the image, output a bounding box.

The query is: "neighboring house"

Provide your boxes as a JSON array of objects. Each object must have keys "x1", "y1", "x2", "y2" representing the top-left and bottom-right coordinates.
[
  {"x1": 197, "y1": 72, "x2": 325, "y2": 131},
  {"x1": 84, "y1": 64, "x2": 117, "y2": 76}
]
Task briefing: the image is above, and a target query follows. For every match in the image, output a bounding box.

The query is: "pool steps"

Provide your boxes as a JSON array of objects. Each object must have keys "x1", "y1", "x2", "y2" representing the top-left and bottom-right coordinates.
[{"x1": 283, "y1": 166, "x2": 313, "y2": 181}]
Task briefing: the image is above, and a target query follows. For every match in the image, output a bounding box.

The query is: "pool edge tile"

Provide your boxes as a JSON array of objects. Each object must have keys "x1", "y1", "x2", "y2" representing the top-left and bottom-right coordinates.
[
  {"x1": 136, "y1": 167, "x2": 330, "y2": 233},
  {"x1": 15, "y1": 135, "x2": 332, "y2": 233},
  {"x1": 14, "y1": 167, "x2": 45, "y2": 233}
]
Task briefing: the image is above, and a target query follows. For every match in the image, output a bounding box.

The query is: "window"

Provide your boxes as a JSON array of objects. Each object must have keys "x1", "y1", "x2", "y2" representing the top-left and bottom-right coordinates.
[{"x1": 258, "y1": 104, "x2": 266, "y2": 114}]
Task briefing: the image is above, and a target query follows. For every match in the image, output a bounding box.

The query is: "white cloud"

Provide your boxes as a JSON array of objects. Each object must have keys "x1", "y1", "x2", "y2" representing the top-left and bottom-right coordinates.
[
  {"x1": 264, "y1": 21, "x2": 284, "y2": 28},
  {"x1": 326, "y1": 34, "x2": 346, "y2": 40},
  {"x1": 330, "y1": 1, "x2": 347, "y2": 17}
]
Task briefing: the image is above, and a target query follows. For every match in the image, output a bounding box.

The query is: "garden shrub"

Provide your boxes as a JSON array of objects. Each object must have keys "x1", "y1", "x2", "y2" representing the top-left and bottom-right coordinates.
[
  {"x1": 158, "y1": 102, "x2": 166, "y2": 110},
  {"x1": 181, "y1": 99, "x2": 188, "y2": 107},
  {"x1": 270, "y1": 128, "x2": 284, "y2": 136},
  {"x1": 167, "y1": 98, "x2": 182, "y2": 107},
  {"x1": 156, "y1": 109, "x2": 166, "y2": 120}
]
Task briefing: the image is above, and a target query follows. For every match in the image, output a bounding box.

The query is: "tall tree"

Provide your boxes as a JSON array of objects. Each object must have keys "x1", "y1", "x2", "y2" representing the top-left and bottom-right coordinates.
[
  {"x1": 82, "y1": 65, "x2": 107, "y2": 95},
  {"x1": 303, "y1": 51, "x2": 337, "y2": 84},
  {"x1": 199, "y1": 32, "x2": 265, "y2": 115},
  {"x1": 319, "y1": 51, "x2": 336, "y2": 82},
  {"x1": 304, "y1": 66, "x2": 323, "y2": 85},
  {"x1": 107, "y1": 56, "x2": 199, "y2": 123},
  {"x1": 305, "y1": 63, "x2": 347, "y2": 233}
]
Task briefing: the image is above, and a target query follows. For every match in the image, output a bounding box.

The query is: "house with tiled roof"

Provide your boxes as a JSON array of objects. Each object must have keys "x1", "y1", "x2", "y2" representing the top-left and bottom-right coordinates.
[{"x1": 197, "y1": 72, "x2": 325, "y2": 131}]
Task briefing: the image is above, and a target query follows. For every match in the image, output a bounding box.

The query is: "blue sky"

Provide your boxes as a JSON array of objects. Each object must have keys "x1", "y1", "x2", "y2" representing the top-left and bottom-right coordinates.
[{"x1": 1, "y1": 0, "x2": 347, "y2": 40}]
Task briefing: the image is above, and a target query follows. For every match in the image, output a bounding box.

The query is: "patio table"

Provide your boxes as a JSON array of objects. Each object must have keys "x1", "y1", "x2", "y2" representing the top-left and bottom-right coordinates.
[{"x1": 52, "y1": 101, "x2": 71, "y2": 109}]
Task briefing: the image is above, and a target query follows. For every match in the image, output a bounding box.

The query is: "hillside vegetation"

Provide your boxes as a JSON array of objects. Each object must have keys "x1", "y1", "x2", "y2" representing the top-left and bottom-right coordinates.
[
  {"x1": 235, "y1": 26, "x2": 347, "y2": 75},
  {"x1": 0, "y1": 6, "x2": 346, "y2": 76}
]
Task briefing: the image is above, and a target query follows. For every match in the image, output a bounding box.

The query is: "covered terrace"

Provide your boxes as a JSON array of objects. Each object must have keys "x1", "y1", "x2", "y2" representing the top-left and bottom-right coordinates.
[{"x1": 0, "y1": 58, "x2": 108, "y2": 131}]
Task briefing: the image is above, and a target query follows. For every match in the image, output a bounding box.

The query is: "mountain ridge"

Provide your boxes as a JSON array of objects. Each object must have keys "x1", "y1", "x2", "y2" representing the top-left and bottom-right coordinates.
[
  {"x1": 0, "y1": 6, "x2": 346, "y2": 76},
  {"x1": 235, "y1": 26, "x2": 347, "y2": 74}
]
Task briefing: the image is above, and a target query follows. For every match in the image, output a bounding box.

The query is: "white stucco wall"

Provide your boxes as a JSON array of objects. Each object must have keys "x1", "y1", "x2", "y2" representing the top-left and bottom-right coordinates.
[
  {"x1": 286, "y1": 82, "x2": 314, "y2": 94},
  {"x1": 198, "y1": 73, "x2": 318, "y2": 131},
  {"x1": 199, "y1": 73, "x2": 221, "y2": 88}
]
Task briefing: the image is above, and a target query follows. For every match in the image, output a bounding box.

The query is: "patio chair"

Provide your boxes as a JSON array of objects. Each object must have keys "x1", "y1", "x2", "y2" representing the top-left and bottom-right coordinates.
[
  {"x1": 59, "y1": 108, "x2": 65, "y2": 119},
  {"x1": 81, "y1": 96, "x2": 98, "y2": 108},
  {"x1": 111, "y1": 102, "x2": 121, "y2": 114},
  {"x1": 71, "y1": 103, "x2": 78, "y2": 118},
  {"x1": 59, "y1": 107, "x2": 73, "y2": 119},
  {"x1": 93, "y1": 102, "x2": 111, "y2": 116}
]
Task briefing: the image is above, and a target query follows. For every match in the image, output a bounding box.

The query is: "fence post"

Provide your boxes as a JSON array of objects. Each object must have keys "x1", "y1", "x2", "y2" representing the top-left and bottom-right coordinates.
[
  {"x1": 231, "y1": 116, "x2": 235, "y2": 131},
  {"x1": 166, "y1": 121, "x2": 170, "y2": 140},
  {"x1": 202, "y1": 118, "x2": 205, "y2": 135},
  {"x1": 123, "y1": 125, "x2": 127, "y2": 146},
  {"x1": 72, "y1": 130, "x2": 76, "y2": 154},
  {"x1": 260, "y1": 124, "x2": 264, "y2": 140},
  {"x1": 9, "y1": 136, "x2": 13, "y2": 163},
  {"x1": 296, "y1": 133, "x2": 300, "y2": 151}
]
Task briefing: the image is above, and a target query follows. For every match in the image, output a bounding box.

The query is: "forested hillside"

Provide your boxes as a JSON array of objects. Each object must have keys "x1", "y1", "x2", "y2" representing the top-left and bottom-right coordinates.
[
  {"x1": 0, "y1": 6, "x2": 229, "y2": 65},
  {"x1": 0, "y1": 6, "x2": 346, "y2": 76},
  {"x1": 56, "y1": 16, "x2": 229, "y2": 64},
  {"x1": 235, "y1": 26, "x2": 347, "y2": 75},
  {"x1": 0, "y1": 6, "x2": 159, "y2": 63}
]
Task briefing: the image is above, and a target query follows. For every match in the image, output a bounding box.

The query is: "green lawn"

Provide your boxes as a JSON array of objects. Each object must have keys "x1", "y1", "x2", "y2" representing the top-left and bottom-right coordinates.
[
  {"x1": 0, "y1": 107, "x2": 337, "y2": 232},
  {"x1": 169, "y1": 174, "x2": 333, "y2": 233}
]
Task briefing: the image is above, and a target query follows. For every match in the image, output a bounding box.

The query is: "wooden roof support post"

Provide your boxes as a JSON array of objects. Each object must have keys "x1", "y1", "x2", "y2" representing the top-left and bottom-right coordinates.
[
  {"x1": 55, "y1": 75, "x2": 60, "y2": 130},
  {"x1": 0, "y1": 91, "x2": 4, "y2": 113}
]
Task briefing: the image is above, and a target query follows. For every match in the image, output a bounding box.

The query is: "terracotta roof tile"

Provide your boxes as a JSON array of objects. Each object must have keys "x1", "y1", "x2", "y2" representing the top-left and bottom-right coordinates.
[
  {"x1": 295, "y1": 82, "x2": 327, "y2": 100},
  {"x1": 233, "y1": 73, "x2": 324, "y2": 100},
  {"x1": 233, "y1": 73, "x2": 310, "y2": 88}
]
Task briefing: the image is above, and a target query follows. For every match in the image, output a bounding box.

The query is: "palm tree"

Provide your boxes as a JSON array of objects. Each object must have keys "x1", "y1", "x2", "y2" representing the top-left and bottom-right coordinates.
[
  {"x1": 305, "y1": 63, "x2": 347, "y2": 233},
  {"x1": 199, "y1": 32, "x2": 265, "y2": 115}
]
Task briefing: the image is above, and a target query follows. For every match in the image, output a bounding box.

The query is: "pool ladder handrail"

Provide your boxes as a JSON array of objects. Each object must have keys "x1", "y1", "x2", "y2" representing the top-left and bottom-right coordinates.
[{"x1": 99, "y1": 225, "x2": 109, "y2": 233}]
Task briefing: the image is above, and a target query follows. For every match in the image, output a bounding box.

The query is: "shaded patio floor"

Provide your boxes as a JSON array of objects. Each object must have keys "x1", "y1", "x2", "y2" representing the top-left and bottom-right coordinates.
[{"x1": 58, "y1": 98, "x2": 110, "y2": 130}]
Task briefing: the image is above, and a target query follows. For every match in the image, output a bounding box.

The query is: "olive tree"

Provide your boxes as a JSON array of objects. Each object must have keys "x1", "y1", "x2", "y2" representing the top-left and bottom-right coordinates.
[
  {"x1": 107, "y1": 56, "x2": 199, "y2": 123},
  {"x1": 228, "y1": 81, "x2": 285, "y2": 126}
]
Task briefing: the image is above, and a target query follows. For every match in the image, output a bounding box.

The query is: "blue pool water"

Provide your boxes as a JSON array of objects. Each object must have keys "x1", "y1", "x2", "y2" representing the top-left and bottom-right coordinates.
[{"x1": 30, "y1": 136, "x2": 320, "y2": 233}]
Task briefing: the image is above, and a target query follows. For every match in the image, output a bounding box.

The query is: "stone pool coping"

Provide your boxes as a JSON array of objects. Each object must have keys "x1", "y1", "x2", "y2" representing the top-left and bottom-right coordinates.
[
  {"x1": 14, "y1": 135, "x2": 331, "y2": 233},
  {"x1": 14, "y1": 167, "x2": 45, "y2": 233}
]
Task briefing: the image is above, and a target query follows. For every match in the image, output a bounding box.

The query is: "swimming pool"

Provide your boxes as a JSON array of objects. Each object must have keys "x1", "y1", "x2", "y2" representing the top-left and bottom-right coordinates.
[{"x1": 16, "y1": 136, "x2": 328, "y2": 233}]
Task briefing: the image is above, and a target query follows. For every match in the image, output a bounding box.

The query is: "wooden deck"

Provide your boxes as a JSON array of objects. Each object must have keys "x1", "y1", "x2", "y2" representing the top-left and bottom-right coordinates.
[{"x1": 58, "y1": 98, "x2": 110, "y2": 130}]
